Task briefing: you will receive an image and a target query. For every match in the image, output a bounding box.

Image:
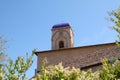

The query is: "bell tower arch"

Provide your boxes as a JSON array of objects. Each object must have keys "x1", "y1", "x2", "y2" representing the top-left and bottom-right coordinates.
[{"x1": 51, "y1": 23, "x2": 74, "y2": 50}]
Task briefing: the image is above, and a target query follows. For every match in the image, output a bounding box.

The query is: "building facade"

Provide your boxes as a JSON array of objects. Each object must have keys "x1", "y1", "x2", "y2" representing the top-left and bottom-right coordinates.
[{"x1": 35, "y1": 23, "x2": 120, "y2": 73}]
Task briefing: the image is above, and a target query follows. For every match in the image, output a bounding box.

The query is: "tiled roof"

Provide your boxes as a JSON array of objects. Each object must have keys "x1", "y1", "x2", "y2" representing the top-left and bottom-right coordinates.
[{"x1": 52, "y1": 23, "x2": 70, "y2": 28}]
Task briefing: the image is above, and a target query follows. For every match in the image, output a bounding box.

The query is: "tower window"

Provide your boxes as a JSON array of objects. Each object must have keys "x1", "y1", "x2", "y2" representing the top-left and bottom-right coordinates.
[{"x1": 59, "y1": 41, "x2": 64, "y2": 48}]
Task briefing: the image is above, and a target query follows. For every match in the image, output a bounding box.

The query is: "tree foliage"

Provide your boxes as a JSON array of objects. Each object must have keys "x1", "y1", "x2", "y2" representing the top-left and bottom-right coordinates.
[
  {"x1": 0, "y1": 51, "x2": 34, "y2": 80},
  {"x1": 0, "y1": 34, "x2": 34, "y2": 80},
  {"x1": 109, "y1": 6, "x2": 120, "y2": 45},
  {"x1": 0, "y1": 35, "x2": 8, "y2": 64},
  {"x1": 31, "y1": 59, "x2": 120, "y2": 80}
]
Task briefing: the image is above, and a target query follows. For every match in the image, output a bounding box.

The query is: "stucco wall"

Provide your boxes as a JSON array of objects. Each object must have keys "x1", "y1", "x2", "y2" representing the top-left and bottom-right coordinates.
[{"x1": 36, "y1": 43, "x2": 120, "y2": 72}]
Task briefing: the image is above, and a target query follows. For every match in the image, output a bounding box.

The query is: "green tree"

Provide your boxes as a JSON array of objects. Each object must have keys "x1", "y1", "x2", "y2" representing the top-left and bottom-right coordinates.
[
  {"x1": 109, "y1": 6, "x2": 120, "y2": 46},
  {"x1": 0, "y1": 34, "x2": 34, "y2": 80},
  {"x1": 0, "y1": 51, "x2": 34, "y2": 80}
]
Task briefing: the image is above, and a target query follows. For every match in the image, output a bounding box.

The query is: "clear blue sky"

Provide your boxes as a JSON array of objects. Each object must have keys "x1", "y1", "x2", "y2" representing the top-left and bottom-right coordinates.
[{"x1": 0, "y1": 0, "x2": 120, "y2": 79}]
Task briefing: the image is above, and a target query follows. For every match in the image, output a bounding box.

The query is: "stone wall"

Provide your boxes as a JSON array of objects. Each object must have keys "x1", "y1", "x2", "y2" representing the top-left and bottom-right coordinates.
[{"x1": 36, "y1": 43, "x2": 120, "y2": 72}]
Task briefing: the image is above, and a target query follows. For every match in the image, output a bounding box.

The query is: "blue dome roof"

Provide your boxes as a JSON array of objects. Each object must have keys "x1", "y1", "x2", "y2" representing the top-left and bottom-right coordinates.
[{"x1": 52, "y1": 23, "x2": 70, "y2": 28}]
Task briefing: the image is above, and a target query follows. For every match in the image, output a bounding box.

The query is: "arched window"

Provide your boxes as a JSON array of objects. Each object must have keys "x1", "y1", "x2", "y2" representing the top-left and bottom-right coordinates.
[{"x1": 59, "y1": 41, "x2": 64, "y2": 48}]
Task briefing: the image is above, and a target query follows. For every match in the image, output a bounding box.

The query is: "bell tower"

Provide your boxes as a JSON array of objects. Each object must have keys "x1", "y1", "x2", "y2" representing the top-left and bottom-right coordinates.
[{"x1": 51, "y1": 23, "x2": 74, "y2": 50}]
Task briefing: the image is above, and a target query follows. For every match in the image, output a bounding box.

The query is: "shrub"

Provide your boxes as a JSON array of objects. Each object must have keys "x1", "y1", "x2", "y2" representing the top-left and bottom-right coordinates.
[{"x1": 32, "y1": 59, "x2": 120, "y2": 80}]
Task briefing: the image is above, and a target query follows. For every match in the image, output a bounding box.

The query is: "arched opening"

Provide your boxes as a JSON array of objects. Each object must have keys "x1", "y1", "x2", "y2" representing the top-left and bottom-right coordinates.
[{"x1": 59, "y1": 41, "x2": 64, "y2": 48}]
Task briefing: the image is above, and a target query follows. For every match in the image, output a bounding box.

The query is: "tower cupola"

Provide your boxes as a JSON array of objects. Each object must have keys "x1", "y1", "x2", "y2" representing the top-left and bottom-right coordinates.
[{"x1": 51, "y1": 23, "x2": 74, "y2": 50}]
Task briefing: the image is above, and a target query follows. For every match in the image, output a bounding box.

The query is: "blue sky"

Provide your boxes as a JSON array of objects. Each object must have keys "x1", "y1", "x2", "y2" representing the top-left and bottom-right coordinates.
[{"x1": 0, "y1": 0, "x2": 120, "y2": 79}]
